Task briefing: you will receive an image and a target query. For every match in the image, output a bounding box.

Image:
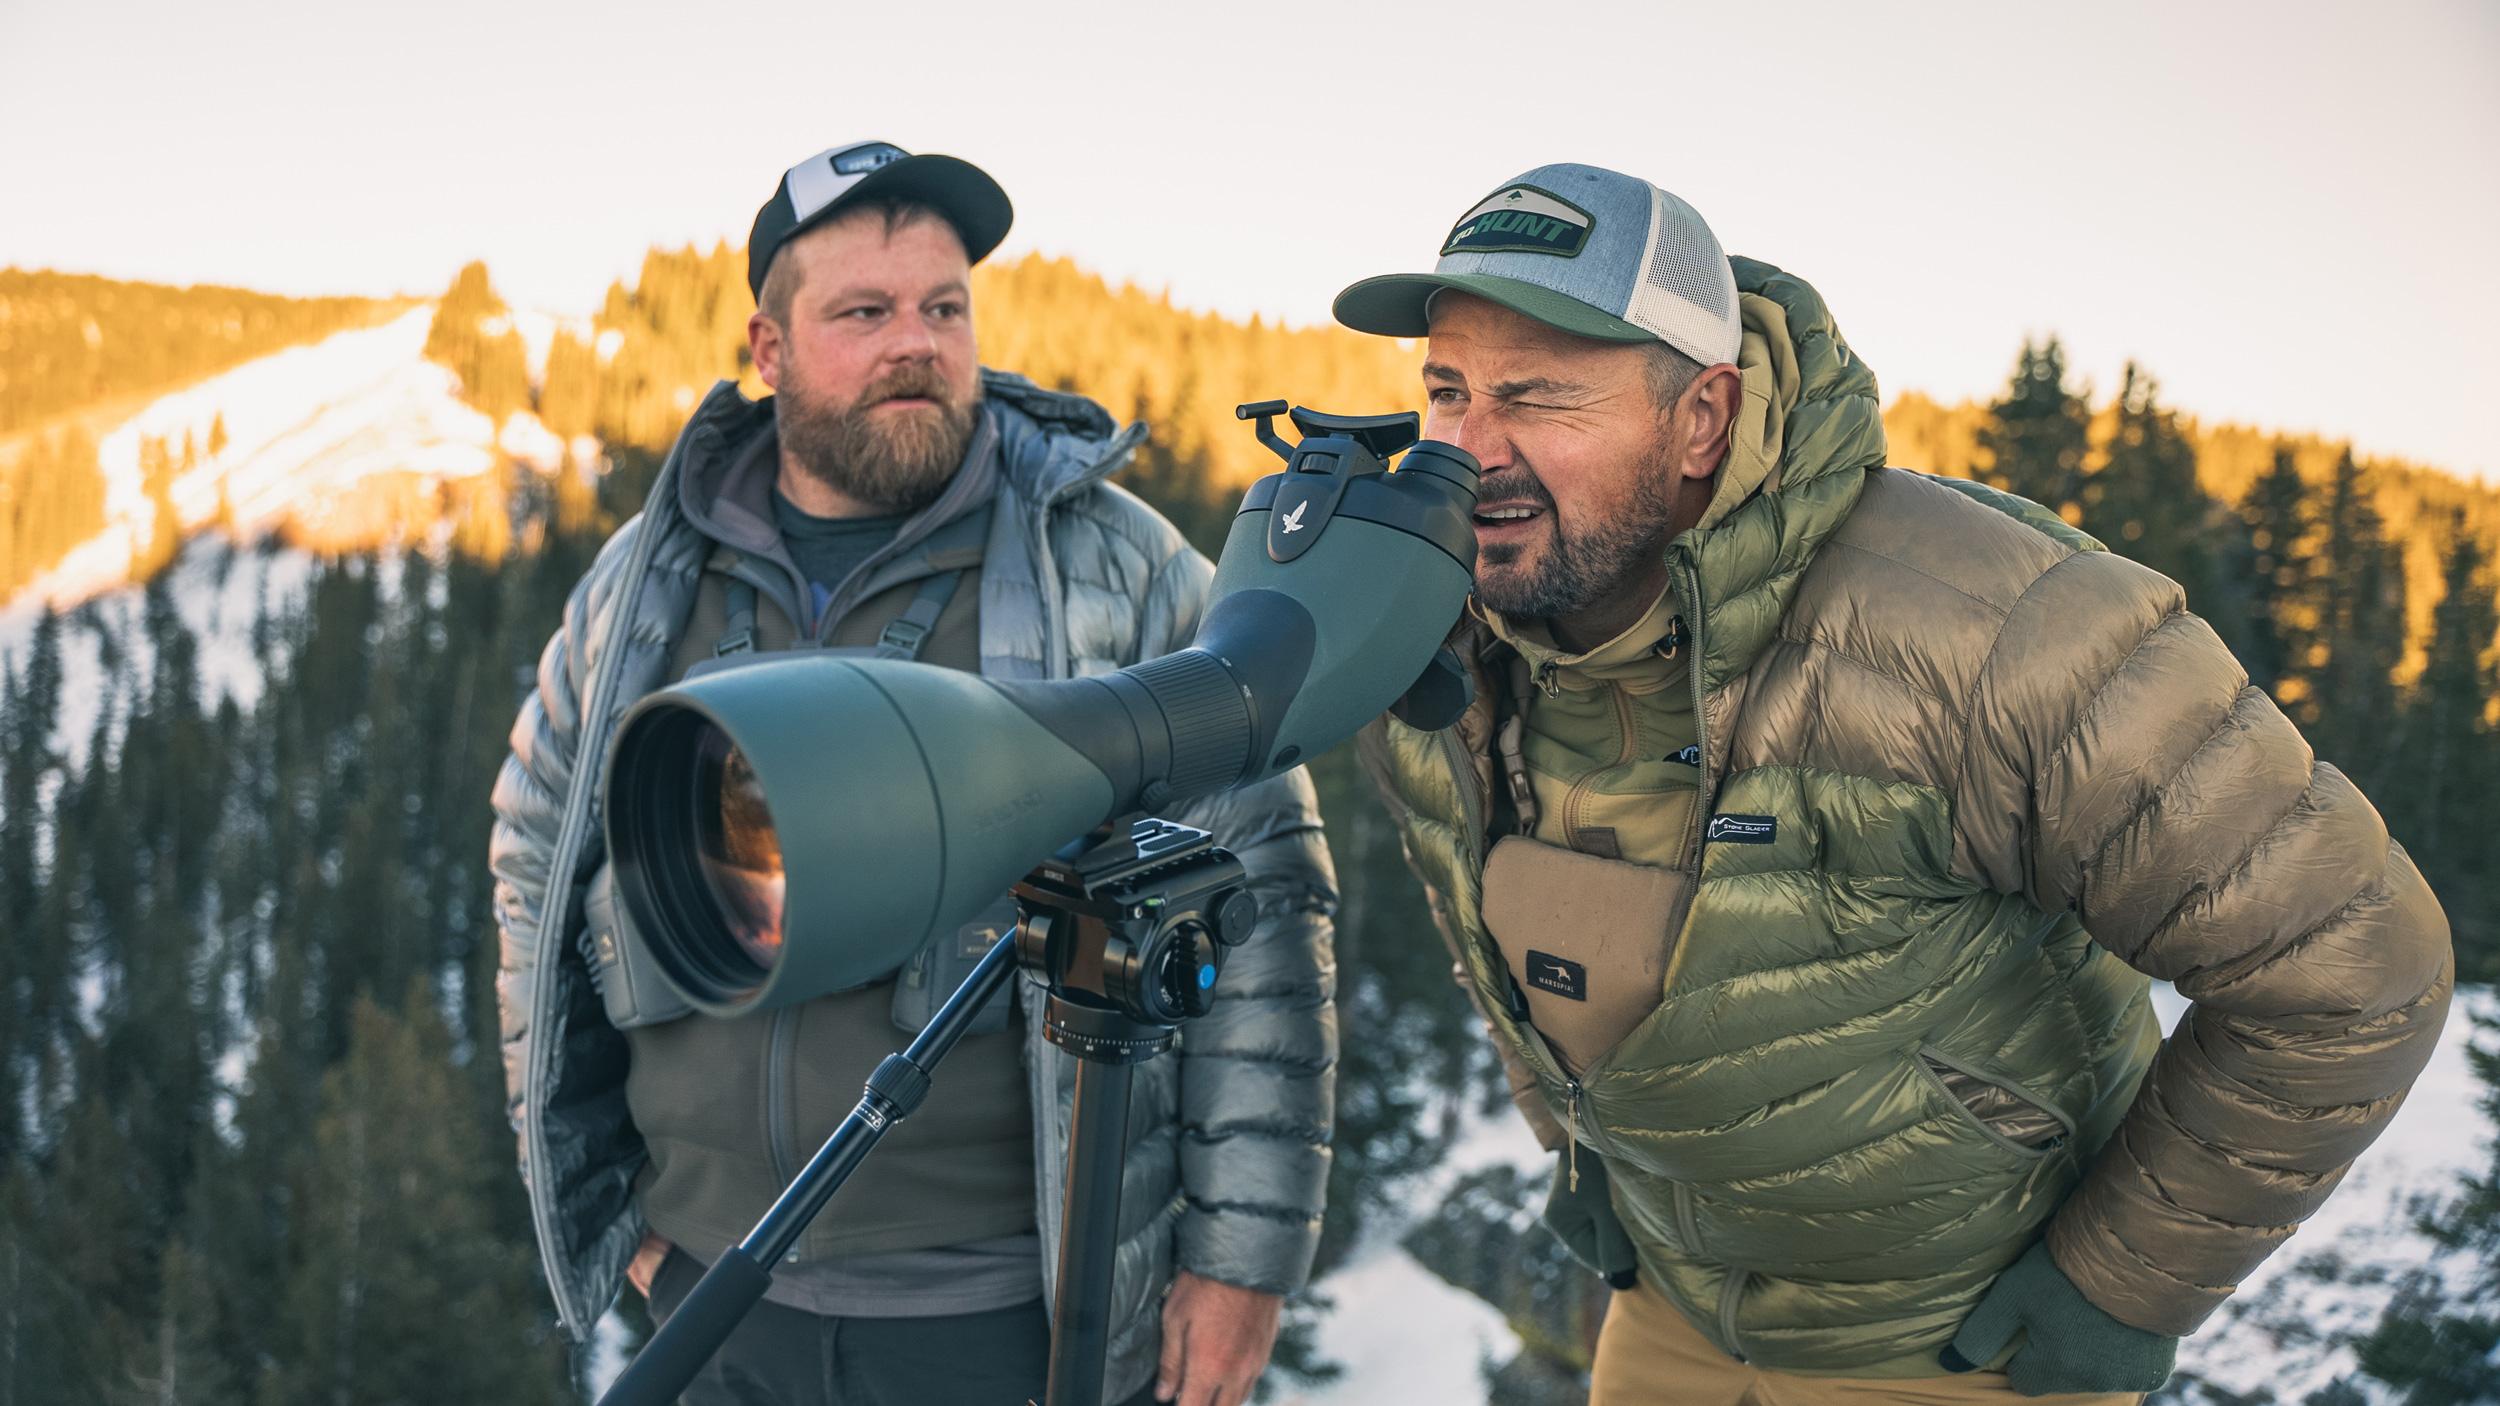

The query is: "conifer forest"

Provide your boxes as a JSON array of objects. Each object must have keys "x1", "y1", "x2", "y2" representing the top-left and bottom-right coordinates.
[{"x1": 1, "y1": 252, "x2": 2495, "y2": 1405}]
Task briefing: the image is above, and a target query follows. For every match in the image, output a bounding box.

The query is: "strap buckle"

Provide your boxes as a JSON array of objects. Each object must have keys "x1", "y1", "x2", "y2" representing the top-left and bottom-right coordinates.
[{"x1": 876, "y1": 617, "x2": 931, "y2": 658}]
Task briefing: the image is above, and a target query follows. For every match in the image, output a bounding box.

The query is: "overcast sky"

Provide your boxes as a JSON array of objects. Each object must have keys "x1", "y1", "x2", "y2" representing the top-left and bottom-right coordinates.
[{"x1": 4, "y1": 0, "x2": 2494, "y2": 480}]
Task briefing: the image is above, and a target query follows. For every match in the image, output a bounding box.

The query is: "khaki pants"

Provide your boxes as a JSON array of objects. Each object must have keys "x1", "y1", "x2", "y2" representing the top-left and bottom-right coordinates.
[{"x1": 1589, "y1": 1279, "x2": 2141, "y2": 1406}]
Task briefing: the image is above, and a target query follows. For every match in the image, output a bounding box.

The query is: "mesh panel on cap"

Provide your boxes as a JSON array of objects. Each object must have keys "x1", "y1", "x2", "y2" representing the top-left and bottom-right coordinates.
[{"x1": 1625, "y1": 185, "x2": 1741, "y2": 366}]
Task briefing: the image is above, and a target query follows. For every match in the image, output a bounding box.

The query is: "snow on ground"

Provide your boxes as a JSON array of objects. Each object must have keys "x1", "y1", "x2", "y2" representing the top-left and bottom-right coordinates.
[
  {"x1": 2, "y1": 536, "x2": 319, "y2": 770},
  {"x1": 1296, "y1": 1095, "x2": 1537, "y2": 1404},
  {"x1": 2157, "y1": 983, "x2": 2497, "y2": 1402},
  {"x1": 6, "y1": 305, "x2": 566, "y2": 613},
  {"x1": 1295, "y1": 983, "x2": 2495, "y2": 1404}
]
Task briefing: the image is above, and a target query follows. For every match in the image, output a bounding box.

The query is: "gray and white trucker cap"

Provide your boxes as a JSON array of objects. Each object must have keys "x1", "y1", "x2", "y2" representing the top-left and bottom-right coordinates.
[
  {"x1": 1334, "y1": 163, "x2": 1740, "y2": 368},
  {"x1": 746, "y1": 140, "x2": 1013, "y2": 300}
]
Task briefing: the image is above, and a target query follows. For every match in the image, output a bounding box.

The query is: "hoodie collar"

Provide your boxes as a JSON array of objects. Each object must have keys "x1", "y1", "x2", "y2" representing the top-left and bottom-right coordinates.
[{"x1": 1480, "y1": 587, "x2": 1689, "y2": 697}]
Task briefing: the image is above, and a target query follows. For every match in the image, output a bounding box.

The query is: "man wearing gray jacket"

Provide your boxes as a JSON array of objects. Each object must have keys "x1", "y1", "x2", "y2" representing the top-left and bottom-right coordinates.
[{"x1": 488, "y1": 141, "x2": 1338, "y2": 1406}]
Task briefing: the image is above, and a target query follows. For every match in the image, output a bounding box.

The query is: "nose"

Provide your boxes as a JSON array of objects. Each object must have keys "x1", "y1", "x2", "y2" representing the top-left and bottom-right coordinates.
[
  {"x1": 1448, "y1": 406, "x2": 1509, "y2": 475},
  {"x1": 886, "y1": 308, "x2": 943, "y2": 364}
]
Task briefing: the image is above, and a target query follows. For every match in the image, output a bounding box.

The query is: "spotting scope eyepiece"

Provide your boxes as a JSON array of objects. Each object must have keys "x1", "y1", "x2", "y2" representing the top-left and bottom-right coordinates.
[{"x1": 604, "y1": 404, "x2": 1479, "y2": 1016}]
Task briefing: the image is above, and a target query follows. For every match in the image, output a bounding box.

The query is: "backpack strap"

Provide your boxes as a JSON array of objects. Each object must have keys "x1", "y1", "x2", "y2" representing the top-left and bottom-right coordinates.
[
  {"x1": 714, "y1": 576, "x2": 760, "y2": 658},
  {"x1": 873, "y1": 568, "x2": 968, "y2": 661}
]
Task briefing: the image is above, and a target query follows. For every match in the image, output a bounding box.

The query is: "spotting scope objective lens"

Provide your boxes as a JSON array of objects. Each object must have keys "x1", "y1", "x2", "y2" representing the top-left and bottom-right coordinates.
[{"x1": 692, "y1": 730, "x2": 786, "y2": 971}]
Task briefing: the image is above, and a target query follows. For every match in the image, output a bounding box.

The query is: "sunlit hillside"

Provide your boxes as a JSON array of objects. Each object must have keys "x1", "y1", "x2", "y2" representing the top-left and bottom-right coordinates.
[{"x1": 3, "y1": 259, "x2": 2497, "y2": 1405}]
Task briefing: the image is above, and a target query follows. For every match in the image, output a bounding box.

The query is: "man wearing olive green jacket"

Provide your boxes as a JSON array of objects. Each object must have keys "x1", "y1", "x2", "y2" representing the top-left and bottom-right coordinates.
[{"x1": 1337, "y1": 163, "x2": 2453, "y2": 1402}]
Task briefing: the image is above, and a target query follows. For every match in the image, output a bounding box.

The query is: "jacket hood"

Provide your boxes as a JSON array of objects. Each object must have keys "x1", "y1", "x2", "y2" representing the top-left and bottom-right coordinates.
[
  {"x1": 1674, "y1": 257, "x2": 1887, "y2": 693},
  {"x1": 670, "y1": 368, "x2": 1144, "y2": 551}
]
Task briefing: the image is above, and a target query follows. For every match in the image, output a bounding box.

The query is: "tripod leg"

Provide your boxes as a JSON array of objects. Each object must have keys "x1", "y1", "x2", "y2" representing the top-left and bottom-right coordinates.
[{"x1": 1045, "y1": 1054, "x2": 1137, "y2": 1406}]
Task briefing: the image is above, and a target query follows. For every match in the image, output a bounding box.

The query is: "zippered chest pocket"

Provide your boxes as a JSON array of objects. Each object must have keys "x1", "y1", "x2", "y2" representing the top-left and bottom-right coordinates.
[{"x1": 1913, "y1": 1047, "x2": 2073, "y2": 1158}]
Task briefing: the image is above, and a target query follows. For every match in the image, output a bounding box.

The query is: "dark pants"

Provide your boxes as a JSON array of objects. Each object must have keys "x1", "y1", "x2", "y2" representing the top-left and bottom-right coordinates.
[{"x1": 645, "y1": 1248, "x2": 1156, "y2": 1406}]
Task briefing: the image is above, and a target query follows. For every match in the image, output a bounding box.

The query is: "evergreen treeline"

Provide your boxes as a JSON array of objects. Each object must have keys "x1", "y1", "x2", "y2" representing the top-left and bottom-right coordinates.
[
  {"x1": 1, "y1": 269, "x2": 398, "y2": 599},
  {"x1": 1892, "y1": 336, "x2": 2500, "y2": 980},
  {"x1": 0, "y1": 269, "x2": 398, "y2": 436},
  {"x1": 422, "y1": 263, "x2": 531, "y2": 427},
  {"x1": 6, "y1": 260, "x2": 2497, "y2": 1403},
  {"x1": 1, "y1": 427, "x2": 106, "y2": 597},
  {"x1": 0, "y1": 464, "x2": 605, "y2": 1400}
]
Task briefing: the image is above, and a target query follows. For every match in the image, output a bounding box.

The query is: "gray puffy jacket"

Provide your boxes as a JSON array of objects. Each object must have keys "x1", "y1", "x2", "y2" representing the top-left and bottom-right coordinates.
[{"x1": 488, "y1": 373, "x2": 1338, "y2": 1397}]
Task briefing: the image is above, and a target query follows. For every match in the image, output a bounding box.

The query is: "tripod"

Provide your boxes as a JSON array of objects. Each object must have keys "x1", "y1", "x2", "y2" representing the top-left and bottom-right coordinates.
[{"x1": 598, "y1": 817, "x2": 1252, "y2": 1406}]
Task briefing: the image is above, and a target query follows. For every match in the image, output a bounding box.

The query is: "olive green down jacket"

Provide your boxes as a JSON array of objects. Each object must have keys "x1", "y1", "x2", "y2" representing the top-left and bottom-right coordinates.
[{"x1": 1357, "y1": 258, "x2": 2455, "y2": 1376}]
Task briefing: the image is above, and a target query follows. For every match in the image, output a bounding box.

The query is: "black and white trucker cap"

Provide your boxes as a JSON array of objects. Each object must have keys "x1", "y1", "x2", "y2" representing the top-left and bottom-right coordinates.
[{"x1": 745, "y1": 140, "x2": 1014, "y2": 300}]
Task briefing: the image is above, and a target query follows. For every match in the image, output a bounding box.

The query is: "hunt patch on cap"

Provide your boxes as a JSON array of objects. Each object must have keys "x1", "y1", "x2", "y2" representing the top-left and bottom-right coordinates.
[{"x1": 1441, "y1": 185, "x2": 1592, "y2": 258}]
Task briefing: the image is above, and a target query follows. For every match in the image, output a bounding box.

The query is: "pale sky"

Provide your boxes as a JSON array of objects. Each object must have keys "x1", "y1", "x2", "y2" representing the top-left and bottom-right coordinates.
[{"x1": 3, "y1": 0, "x2": 2494, "y2": 480}]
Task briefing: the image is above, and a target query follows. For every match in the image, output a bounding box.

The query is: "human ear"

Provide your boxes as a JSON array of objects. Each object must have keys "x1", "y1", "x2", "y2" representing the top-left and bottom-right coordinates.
[
  {"x1": 749, "y1": 312, "x2": 785, "y2": 392},
  {"x1": 1679, "y1": 365, "x2": 1744, "y2": 481}
]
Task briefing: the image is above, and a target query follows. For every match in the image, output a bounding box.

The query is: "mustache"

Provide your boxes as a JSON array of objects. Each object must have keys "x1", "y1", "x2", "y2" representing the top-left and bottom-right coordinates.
[
  {"x1": 854, "y1": 365, "x2": 955, "y2": 410},
  {"x1": 1474, "y1": 467, "x2": 1553, "y2": 511}
]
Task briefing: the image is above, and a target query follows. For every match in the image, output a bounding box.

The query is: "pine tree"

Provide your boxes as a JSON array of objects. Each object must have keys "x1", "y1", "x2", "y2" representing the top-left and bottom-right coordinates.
[
  {"x1": 2351, "y1": 1016, "x2": 2500, "y2": 1404},
  {"x1": 259, "y1": 991, "x2": 568, "y2": 1406},
  {"x1": 132, "y1": 434, "x2": 182, "y2": 580},
  {"x1": 2392, "y1": 516, "x2": 2498, "y2": 977},
  {"x1": 2306, "y1": 448, "x2": 2408, "y2": 783},
  {"x1": 118, "y1": 1239, "x2": 241, "y2": 1406},
  {"x1": 2084, "y1": 362, "x2": 2224, "y2": 618},
  {"x1": 2237, "y1": 447, "x2": 2315, "y2": 700},
  {"x1": 1978, "y1": 336, "x2": 2091, "y2": 519}
]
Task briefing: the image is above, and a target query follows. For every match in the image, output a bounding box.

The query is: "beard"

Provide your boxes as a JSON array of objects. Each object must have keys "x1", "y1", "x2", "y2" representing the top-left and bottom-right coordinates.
[
  {"x1": 1473, "y1": 442, "x2": 1682, "y2": 621},
  {"x1": 777, "y1": 363, "x2": 979, "y2": 514}
]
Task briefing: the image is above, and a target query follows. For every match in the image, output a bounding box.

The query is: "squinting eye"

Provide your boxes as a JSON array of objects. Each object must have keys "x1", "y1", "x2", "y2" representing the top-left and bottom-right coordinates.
[
  {"x1": 928, "y1": 302, "x2": 966, "y2": 321},
  {"x1": 1426, "y1": 387, "x2": 1464, "y2": 405}
]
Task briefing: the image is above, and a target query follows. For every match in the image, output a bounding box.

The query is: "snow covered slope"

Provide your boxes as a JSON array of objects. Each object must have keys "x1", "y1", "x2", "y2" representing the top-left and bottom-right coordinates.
[
  {"x1": 1318, "y1": 985, "x2": 2495, "y2": 1404},
  {"x1": 5, "y1": 305, "x2": 580, "y2": 612}
]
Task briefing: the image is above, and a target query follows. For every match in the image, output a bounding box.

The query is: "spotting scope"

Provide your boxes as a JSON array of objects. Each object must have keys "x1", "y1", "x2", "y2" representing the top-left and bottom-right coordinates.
[{"x1": 603, "y1": 402, "x2": 1480, "y2": 1015}]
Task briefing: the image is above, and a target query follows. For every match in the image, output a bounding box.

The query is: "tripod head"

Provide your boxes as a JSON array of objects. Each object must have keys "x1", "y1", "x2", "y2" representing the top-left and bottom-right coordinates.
[{"x1": 1014, "y1": 816, "x2": 1252, "y2": 1060}]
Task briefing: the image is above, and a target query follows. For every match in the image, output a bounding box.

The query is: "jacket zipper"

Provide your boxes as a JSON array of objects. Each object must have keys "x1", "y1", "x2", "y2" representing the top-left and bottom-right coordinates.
[
  {"x1": 1673, "y1": 1183, "x2": 1751, "y2": 1361},
  {"x1": 1675, "y1": 556, "x2": 1714, "y2": 865},
  {"x1": 524, "y1": 413, "x2": 700, "y2": 1338},
  {"x1": 766, "y1": 1008, "x2": 802, "y2": 1193},
  {"x1": 1564, "y1": 1080, "x2": 1584, "y2": 1190},
  {"x1": 1674, "y1": 1181, "x2": 1705, "y2": 1256},
  {"x1": 1560, "y1": 682, "x2": 1639, "y2": 848},
  {"x1": 1668, "y1": 555, "x2": 1749, "y2": 1362},
  {"x1": 1719, "y1": 1268, "x2": 1753, "y2": 1363}
]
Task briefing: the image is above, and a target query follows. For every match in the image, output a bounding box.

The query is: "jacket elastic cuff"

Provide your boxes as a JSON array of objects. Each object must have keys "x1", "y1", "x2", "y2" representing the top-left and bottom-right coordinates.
[
  {"x1": 2044, "y1": 1210, "x2": 2226, "y2": 1337},
  {"x1": 1176, "y1": 1204, "x2": 1320, "y2": 1297}
]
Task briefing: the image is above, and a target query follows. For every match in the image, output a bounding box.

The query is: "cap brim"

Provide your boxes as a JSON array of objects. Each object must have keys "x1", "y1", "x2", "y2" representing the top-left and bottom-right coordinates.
[
  {"x1": 799, "y1": 153, "x2": 1015, "y2": 265},
  {"x1": 1333, "y1": 272, "x2": 1652, "y2": 343}
]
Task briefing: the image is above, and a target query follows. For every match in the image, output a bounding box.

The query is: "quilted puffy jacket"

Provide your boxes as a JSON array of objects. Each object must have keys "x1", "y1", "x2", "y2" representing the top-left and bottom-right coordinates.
[
  {"x1": 489, "y1": 373, "x2": 1338, "y2": 1399},
  {"x1": 1359, "y1": 258, "x2": 2453, "y2": 1375}
]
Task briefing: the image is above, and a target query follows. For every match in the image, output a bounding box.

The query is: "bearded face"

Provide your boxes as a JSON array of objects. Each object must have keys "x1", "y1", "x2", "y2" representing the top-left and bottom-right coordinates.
[
  {"x1": 776, "y1": 359, "x2": 979, "y2": 515},
  {"x1": 1469, "y1": 438, "x2": 1683, "y2": 620},
  {"x1": 752, "y1": 209, "x2": 985, "y2": 516}
]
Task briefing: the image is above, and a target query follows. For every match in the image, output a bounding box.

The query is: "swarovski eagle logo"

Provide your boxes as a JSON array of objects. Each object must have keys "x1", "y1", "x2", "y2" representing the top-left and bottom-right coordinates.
[{"x1": 1280, "y1": 500, "x2": 1310, "y2": 533}]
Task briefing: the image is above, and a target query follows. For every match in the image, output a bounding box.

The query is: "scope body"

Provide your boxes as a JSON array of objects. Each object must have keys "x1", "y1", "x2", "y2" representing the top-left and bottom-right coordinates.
[{"x1": 604, "y1": 407, "x2": 1479, "y2": 1015}]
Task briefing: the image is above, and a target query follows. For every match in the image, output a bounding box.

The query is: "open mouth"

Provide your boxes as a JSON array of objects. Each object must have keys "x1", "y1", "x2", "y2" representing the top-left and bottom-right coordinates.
[{"x1": 1472, "y1": 502, "x2": 1545, "y2": 532}]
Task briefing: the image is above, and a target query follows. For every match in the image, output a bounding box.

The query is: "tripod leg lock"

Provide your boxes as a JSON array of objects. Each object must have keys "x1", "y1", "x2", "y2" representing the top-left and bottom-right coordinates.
[{"x1": 862, "y1": 1054, "x2": 934, "y2": 1128}]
